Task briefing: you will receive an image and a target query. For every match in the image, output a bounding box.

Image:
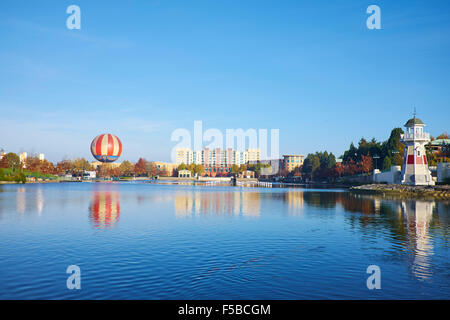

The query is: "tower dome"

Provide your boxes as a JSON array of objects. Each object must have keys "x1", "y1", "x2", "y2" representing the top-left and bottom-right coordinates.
[{"x1": 404, "y1": 117, "x2": 425, "y2": 127}]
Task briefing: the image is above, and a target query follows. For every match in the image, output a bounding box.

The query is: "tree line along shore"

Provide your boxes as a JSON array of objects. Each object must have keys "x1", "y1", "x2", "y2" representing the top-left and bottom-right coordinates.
[{"x1": 1, "y1": 128, "x2": 448, "y2": 186}]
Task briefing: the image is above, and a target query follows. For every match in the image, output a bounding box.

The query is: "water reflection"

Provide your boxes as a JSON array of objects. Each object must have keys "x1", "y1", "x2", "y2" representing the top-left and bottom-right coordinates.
[
  {"x1": 402, "y1": 201, "x2": 435, "y2": 280},
  {"x1": 172, "y1": 188, "x2": 448, "y2": 281},
  {"x1": 16, "y1": 187, "x2": 26, "y2": 214},
  {"x1": 0, "y1": 183, "x2": 448, "y2": 298},
  {"x1": 280, "y1": 190, "x2": 305, "y2": 215},
  {"x1": 174, "y1": 191, "x2": 261, "y2": 217},
  {"x1": 14, "y1": 187, "x2": 44, "y2": 216},
  {"x1": 3, "y1": 184, "x2": 449, "y2": 283},
  {"x1": 335, "y1": 194, "x2": 448, "y2": 281},
  {"x1": 173, "y1": 190, "x2": 310, "y2": 218},
  {"x1": 36, "y1": 188, "x2": 44, "y2": 216},
  {"x1": 89, "y1": 191, "x2": 121, "y2": 229}
]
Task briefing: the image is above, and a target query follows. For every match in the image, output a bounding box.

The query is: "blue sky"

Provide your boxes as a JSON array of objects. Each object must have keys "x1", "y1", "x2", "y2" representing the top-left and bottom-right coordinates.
[{"x1": 0, "y1": 0, "x2": 449, "y2": 162}]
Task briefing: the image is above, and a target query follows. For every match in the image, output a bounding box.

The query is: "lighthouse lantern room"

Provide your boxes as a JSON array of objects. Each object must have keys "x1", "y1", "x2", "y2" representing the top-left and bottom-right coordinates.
[{"x1": 400, "y1": 114, "x2": 435, "y2": 186}]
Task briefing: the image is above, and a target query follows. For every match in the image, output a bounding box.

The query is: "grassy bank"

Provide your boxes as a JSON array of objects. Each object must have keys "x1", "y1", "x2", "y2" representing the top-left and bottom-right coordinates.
[{"x1": 0, "y1": 168, "x2": 57, "y2": 183}]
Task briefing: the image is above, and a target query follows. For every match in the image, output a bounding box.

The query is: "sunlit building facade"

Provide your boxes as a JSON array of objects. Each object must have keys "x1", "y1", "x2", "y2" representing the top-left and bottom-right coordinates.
[
  {"x1": 283, "y1": 155, "x2": 305, "y2": 172},
  {"x1": 91, "y1": 161, "x2": 121, "y2": 170},
  {"x1": 154, "y1": 161, "x2": 178, "y2": 176},
  {"x1": 175, "y1": 147, "x2": 261, "y2": 176}
]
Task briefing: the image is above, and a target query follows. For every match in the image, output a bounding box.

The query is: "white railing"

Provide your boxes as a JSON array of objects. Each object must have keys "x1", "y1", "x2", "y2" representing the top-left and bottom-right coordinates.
[{"x1": 401, "y1": 132, "x2": 430, "y2": 141}]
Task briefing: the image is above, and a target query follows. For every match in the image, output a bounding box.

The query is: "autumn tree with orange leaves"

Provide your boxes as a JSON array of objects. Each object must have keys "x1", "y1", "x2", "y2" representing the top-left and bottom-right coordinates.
[
  {"x1": 134, "y1": 158, "x2": 147, "y2": 176},
  {"x1": 360, "y1": 154, "x2": 373, "y2": 173}
]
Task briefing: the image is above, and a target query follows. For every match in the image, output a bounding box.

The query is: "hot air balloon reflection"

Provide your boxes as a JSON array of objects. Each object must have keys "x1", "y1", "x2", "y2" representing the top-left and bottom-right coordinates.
[
  {"x1": 91, "y1": 133, "x2": 122, "y2": 163},
  {"x1": 89, "y1": 192, "x2": 120, "y2": 229}
]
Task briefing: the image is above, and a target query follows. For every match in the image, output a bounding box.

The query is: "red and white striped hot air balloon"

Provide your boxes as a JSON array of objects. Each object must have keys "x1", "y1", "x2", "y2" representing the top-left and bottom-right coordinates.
[{"x1": 90, "y1": 133, "x2": 122, "y2": 163}]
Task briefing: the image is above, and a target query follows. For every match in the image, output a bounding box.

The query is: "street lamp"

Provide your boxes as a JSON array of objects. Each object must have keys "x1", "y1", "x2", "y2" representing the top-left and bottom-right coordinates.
[{"x1": 373, "y1": 155, "x2": 380, "y2": 170}]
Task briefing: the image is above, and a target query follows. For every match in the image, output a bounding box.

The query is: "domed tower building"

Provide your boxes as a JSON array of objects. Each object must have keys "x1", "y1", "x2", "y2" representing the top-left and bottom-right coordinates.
[{"x1": 400, "y1": 115, "x2": 434, "y2": 185}]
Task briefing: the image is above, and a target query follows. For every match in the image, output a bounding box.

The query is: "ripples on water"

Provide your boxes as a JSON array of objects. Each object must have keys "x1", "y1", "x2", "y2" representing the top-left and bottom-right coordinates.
[{"x1": 0, "y1": 182, "x2": 448, "y2": 299}]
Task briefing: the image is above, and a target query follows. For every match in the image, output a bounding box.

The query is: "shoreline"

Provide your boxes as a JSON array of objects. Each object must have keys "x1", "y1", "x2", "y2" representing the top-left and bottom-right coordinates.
[
  {"x1": 2, "y1": 179, "x2": 449, "y2": 200},
  {"x1": 350, "y1": 184, "x2": 450, "y2": 199}
]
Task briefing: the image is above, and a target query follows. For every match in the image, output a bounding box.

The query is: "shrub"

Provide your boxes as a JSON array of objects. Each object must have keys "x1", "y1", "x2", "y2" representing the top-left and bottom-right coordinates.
[{"x1": 15, "y1": 172, "x2": 26, "y2": 184}]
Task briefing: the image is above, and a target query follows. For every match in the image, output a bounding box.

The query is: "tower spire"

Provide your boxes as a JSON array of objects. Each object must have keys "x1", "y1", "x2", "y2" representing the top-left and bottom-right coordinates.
[{"x1": 413, "y1": 107, "x2": 416, "y2": 119}]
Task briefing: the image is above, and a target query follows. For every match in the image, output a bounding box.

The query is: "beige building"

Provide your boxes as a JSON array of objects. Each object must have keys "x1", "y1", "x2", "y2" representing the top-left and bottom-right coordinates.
[
  {"x1": 178, "y1": 169, "x2": 192, "y2": 178},
  {"x1": 239, "y1": 170, "x2": 255, "y2": 179},
  {"x1": 154, "y1": 161, "x2": 177, "y2": 176},
  {"x1": 246, "y1": 148, "x2": 260, "y2": 163},
  {"x1": 91, "y1": 161, "x2": 122, "y2": 170},
  {"x1": 19, "y1": 152, "x2": 27, "y2": 168},
  {"x1": 19, "y1": 152, "x2": 27, "y2": 162},
  {"x1": 283, "y1": 155, "x2": 305, "y2": 172}
]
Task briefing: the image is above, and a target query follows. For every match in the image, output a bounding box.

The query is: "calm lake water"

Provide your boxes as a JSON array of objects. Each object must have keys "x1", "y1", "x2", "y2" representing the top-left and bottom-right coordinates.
[{"x1": 0, "y1": 182, "x2": 448, "y2": 299}]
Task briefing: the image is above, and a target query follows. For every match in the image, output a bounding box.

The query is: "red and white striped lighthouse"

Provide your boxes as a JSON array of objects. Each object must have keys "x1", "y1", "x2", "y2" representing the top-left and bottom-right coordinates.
[{"x1": 400, "y1": 115, "x2": 434, "y2": 185}]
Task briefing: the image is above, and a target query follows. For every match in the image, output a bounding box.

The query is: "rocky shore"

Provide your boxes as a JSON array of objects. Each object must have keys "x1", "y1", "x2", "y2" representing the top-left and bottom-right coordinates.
[{"x1": 350, "y1": 184, "x2": 450, "y2": 199}]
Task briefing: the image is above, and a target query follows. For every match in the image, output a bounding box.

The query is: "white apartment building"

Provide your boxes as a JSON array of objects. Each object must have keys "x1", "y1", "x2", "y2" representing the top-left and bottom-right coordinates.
[
  {"x1": 247, "y1": 148, "x2": 260, "y2": 163},
  {"x1": 175, "y1": 148, "x2": 260, "y2": 167},
  {"x1": 176, "y1": 148, "x2": 193, "y2": 165}
]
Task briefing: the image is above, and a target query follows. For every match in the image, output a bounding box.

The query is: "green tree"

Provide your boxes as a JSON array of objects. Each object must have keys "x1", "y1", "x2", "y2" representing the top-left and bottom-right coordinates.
[
  {"x1": 302, "y1": 154, "x2": 320, "y2": 179},
  {"x1": 194, "y1": 164, "x2": 205, "y2": 175},
  {"x1": 5, "y1": 152, "x2": 20, "y2": 170},
  {"x1": 343, "y1": 143, "x2": 358, "y2": 162},
  {"x1": 178, "y1": 163, "x2": 187, "y2": 171},
  {"x1": 383, "y1": 127, "x2": 404, "y2": 165},
  {"x1": 15, "y1": 171, "x2": 26, "y2": 183},
  {"x1": 231, "y1": 164, "x2": 239, "y2": 174},
  {"x1": 382, "y1": 156, "x2": 392, "y2": 170},
  {"x1": 187, "y1": 163, "x2": 196, "y2": 174},
  {"x1": 317, "y1": 151, "x2": 336, "y2": 169}
]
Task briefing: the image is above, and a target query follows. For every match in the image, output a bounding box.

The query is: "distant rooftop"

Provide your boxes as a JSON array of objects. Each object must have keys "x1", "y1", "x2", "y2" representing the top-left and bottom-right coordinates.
[{"x1": 430, "y1": 139, "x2": 450, "y2": 145}]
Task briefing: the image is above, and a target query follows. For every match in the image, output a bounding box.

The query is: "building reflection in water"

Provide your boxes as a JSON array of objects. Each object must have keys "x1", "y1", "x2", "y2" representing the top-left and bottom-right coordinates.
[
  {"x1": 285, "y1": 190, "x2": 304, "y2": 215},
  {"x1": 89, "y1": 191, "x2": 121, "y2": 229},
  {"x1": 174, "y1": 190, "x2": 306, "y2": 218},
  {"x1": 36, "y1": 188, "x2": 44, "y2": 216},
  {"x1": 16, "y1": 187, "x2": 26, "y2": 214},
  {"x1": 173, "y1": 188, "x2": 443, "y2": 282},
  {"x1": 174, "y1": 191, "x2": 261, "y2": 217},
  {"x1": 339, "y1": 193, "x2": 442, "y2": 281},
  {"x1": 14, "y1": 187, "x2": 45, "y2": 216},
  {"x1": 402, "y1": 201, "x2": 435, "y2": 281}
]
